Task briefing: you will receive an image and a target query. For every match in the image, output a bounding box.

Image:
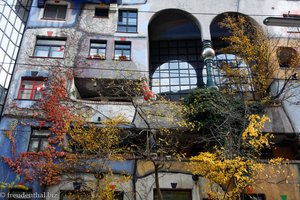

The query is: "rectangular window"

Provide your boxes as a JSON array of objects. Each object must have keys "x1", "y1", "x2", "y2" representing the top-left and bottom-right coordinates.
[
  {"x1": 33, "y1": 38, "x2": 66, "y2": 58},
  {"x1": 89, "y1": 40, "x2": 107, "y2": 59},
  {"x1": 17, "y1": 77, "x2": 46, "y2": 100},
  {"x1": 114, "y1": 41, "x2": 131, "y2": 60},
  {"x1": 241, "y1": 193, "x2": 266, "y2": 200},
  {"x1": 95, "y1": 7, "x2": 109, "y2": 18},
  {"x1": 117, "y1": 10, "x2": 137, "y2": 33},
  {"x1": 43, "y1": 4, "x2": 67, "y2": 20},
  {"x1": 153, "y1": 189, "x2": 192, "y2": 200},
  {"x1": 28, "y1": 130, "x2": 49, "y2": 152}
]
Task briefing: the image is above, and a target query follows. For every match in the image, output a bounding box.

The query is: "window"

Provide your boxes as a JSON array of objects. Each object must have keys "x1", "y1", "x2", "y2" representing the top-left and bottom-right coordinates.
[
  {"x1": 241, "y1": 193, "x2": 266, "y2": 200},
  {"x1": 114, "y1": 41, "x2": 131, "y2": 60},
  {"x1": 153, "y1": 189, "x2": 192, "y2": 200},
  {"x1": 33, "y1": 38, "x2": 66, "y2": 58},
  {"x1": 89, "y1": 40, "x2": 107, "y2": 59},
  {"x1": 214, "y1": 54, "x2": 254, "y2": 93},
  {"x1": 150, "y1": 39, "x2": 202, "y2": 101},
  {"x1": 277, "y1": 47, "x2": 298, "y2": 68},
  {"x1": 8, "y1": 189, "x2": 33, "y2": 200},
  {"x1": 60, "y1": 191, "x2": 91, "y2": 200},
  {"x1": 152, "y1": 60, "x2": 197, "y2": 101},
  {"x1": 28, "y1": 129, "x2": 49, "y2": 152},
  {"x1": 43, "y1": 4, "x2": 67, "y2": 20},
  {"x1": 17, "y1": 77, "x2": 46, "y2": 100},
  {"x1": 117, "y1": 10, "x2": 137, "y2": 33},
  {"x1": 95, "y1": 7, "x2": 109, "y2": 18}
]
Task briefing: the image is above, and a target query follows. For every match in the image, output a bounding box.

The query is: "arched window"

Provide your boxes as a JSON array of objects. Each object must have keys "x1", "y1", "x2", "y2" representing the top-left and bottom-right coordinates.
[
  {"x1": 214, "y1": 54, "x2": 254, "y2": 93},
  {"x1": 152, "y1": 60, "x2": 197, "y2": 101},
  {"x1": 149, "y1": 9, "x2": 203, "y2": 100},
  {"x1": 210, "y1": 12, "x2": 259, "y2": 96}
]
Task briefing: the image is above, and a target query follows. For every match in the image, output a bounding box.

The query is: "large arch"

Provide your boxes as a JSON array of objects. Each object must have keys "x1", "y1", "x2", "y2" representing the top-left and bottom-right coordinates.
[
  {"x1": 210, "y1": 12, "x2": 261, "y2": 50},
  {"x1": 209, "y1": 12, "x2": 260, "y2": 95},
  {"x1": 148, "y1": 9, "x2": 203, "y2": 101}
]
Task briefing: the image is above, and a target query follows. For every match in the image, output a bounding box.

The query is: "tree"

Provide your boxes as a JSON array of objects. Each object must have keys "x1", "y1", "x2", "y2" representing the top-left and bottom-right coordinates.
[
  {"x1": 189, "y1": 112, "x2": 272, "y2": 199},
  {"x1": 1, "y1": 68, "x2": 130, "y2": 199},
  {"x1": 185, "y1": 14, "x2": 300, "y2": 199},
  {"x1": 217, "y1": 14, "x2": 300, "y2": 102}
]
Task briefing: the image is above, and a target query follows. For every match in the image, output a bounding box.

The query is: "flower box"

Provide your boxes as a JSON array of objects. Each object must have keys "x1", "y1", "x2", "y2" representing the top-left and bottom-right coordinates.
[{"x1": 88, "y1": 54, "x2": 106, "y2": 60}]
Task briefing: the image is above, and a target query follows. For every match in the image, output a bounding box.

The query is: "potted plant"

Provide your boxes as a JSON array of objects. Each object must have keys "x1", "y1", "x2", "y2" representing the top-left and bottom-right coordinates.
[
  {"x1": 118, "y1": 55, "x2": 128, "y2": 61},
  {"x1": 89, "y1": 54, "x2": 105, "y2": 60}
]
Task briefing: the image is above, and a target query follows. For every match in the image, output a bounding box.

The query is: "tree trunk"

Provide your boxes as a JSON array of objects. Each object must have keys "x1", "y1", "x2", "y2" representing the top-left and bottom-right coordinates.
[{"x1": 154, "y1": 162, "x2": 163, "y2": 200}]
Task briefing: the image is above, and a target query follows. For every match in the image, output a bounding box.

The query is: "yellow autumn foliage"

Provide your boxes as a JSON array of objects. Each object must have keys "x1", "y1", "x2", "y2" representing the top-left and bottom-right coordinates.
[{"x1": 190, "y1": 114, "x2": 271, "y2": 200}]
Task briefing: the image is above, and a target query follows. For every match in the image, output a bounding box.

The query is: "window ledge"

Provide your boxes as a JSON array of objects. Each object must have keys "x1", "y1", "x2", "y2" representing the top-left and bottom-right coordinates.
[
  {"x1": 116, "y1": 31, "x2": 138, "y2": 34},
  {"x1": 29, "y1": 56, "x2": 64, "y2": 59},
  {"x1": 93, "y1": 16, "x2": 109, "y2": 19},
  {"x1": 113, "y1": 59, "x2": 131, "y2": 61},
  {"x1": 86, "y1": 57, "x2": 106, "y2": 60},
  {"x1": 40, "y1": 18, "x2": 66, "y2": 21}
]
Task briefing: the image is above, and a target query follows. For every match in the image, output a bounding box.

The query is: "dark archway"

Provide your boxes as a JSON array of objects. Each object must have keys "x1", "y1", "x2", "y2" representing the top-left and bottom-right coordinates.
[
  {"x1": 148, "y1": 9, "x2": 203, "y2": 101},
  {"x1": 210, "y1": 12, "x2": 260, "y2": 51}
]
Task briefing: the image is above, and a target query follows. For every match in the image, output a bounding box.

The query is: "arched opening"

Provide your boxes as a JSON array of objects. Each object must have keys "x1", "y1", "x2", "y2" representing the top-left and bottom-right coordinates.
[
  {"x1": 148, "y1": 9, "x2": 202, "y2": 101},
  {"x1": 210, "y1": 12, "x2": 259, "y2": 95},
  {"x1": 210, "y1": 12, "x2": 260, "y2": 51}
]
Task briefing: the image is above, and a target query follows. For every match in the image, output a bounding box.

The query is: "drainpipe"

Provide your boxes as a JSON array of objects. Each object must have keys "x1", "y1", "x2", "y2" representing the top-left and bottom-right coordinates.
[{"x1": 202, "y1": 40, "x2": 218, "y2": 89}]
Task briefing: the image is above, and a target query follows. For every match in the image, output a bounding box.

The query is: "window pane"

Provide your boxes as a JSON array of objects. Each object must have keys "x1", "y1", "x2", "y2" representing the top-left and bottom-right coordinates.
[
  {"x1": 44, "y1": 5, "x2": 57, "y2": 18},
  {"x1": 20, "y1": 90, "x2": 32, "y2": 99},
  {"x1": 97, "y1": 49, "x2": 106, "y2": 55},
  {"x1": 127, "y1": 26, "x2": 137, "y2": 33},
  {"x1": 50, "y1": 47, "x2": 64, "y2": 58},
  {"x1": 34, "y1": 46, "x2": 49, "y2": 57},
  {"x1": 128, "y1": 12, "x2": 137, "y2": 18},
  {"x1": 37, "y1": 39, "x2": 65, "y2": 46},
  {"x1": 40, "y1": 139, "x2": 49, "y2": 151},
  {"x1": 116, "y1": 44, "x2": 130, "y2": 49},
  {"x1": 28, "y1": 139, "x2": 39, "y2": 152},
  {"x1": 89, "y1": 48, "x2": 98, "y2": 55},
  {"x1": 44, "y1": 5, "x2": 67, "y2": 19},
  {"x1": 128, "y1": 18, "x2": 136, "y2": 25},
  {"x1": 57, "y1": 6, "x2": 67, "y2": 19},
  {"x1": 33, "y1": 130, "x2": 50, "y2": 136},
  {"x1": 114, "y1": 50, "x2": 122, "y2": 58},
  {"x1": 91, "y1": 43, "x2": 106, "y2": 48},
  {"x1": 123, "y1": 50, "x2": 130, "y2": 57},
  {"x1": 117, "y1": 26, "x2": 126, "y2": 32},
  {"x1": 22, "y1": 80, "x2": 34, "y2": 89},
  {"x1": 120, "y1": 11, "x2": 127, "y2": 18}
]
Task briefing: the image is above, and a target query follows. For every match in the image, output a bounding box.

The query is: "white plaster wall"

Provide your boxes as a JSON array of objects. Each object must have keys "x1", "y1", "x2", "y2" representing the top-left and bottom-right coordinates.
[
  {"x1": 15, "y1": 28, "x2": 81, "y2": 68},
  {"x1": 135, "y1": 173, "x2": 220, "y2": 200},
  {"x1": 78, "y1": 4, "x2": 118, "y2": 34},
  {"x1": 77, "y1": 101, "x2": 136, "y2": 123}
]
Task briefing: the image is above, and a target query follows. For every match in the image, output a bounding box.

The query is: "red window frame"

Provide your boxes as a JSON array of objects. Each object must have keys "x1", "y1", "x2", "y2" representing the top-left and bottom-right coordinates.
[{"x1": 17, "y1": 77, "x2": 46, "y2": 100}]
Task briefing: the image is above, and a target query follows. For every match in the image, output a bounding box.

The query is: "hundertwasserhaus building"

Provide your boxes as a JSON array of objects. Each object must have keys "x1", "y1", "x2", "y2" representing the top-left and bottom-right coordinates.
[{"x1": 0, "y1": 0, "x2": 300, "y2": 200}]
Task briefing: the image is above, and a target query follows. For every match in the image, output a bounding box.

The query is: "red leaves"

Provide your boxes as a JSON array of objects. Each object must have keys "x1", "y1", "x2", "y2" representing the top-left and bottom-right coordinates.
[{"x1": 4, "y1": 70, "x2": 80, "y2": 186}]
